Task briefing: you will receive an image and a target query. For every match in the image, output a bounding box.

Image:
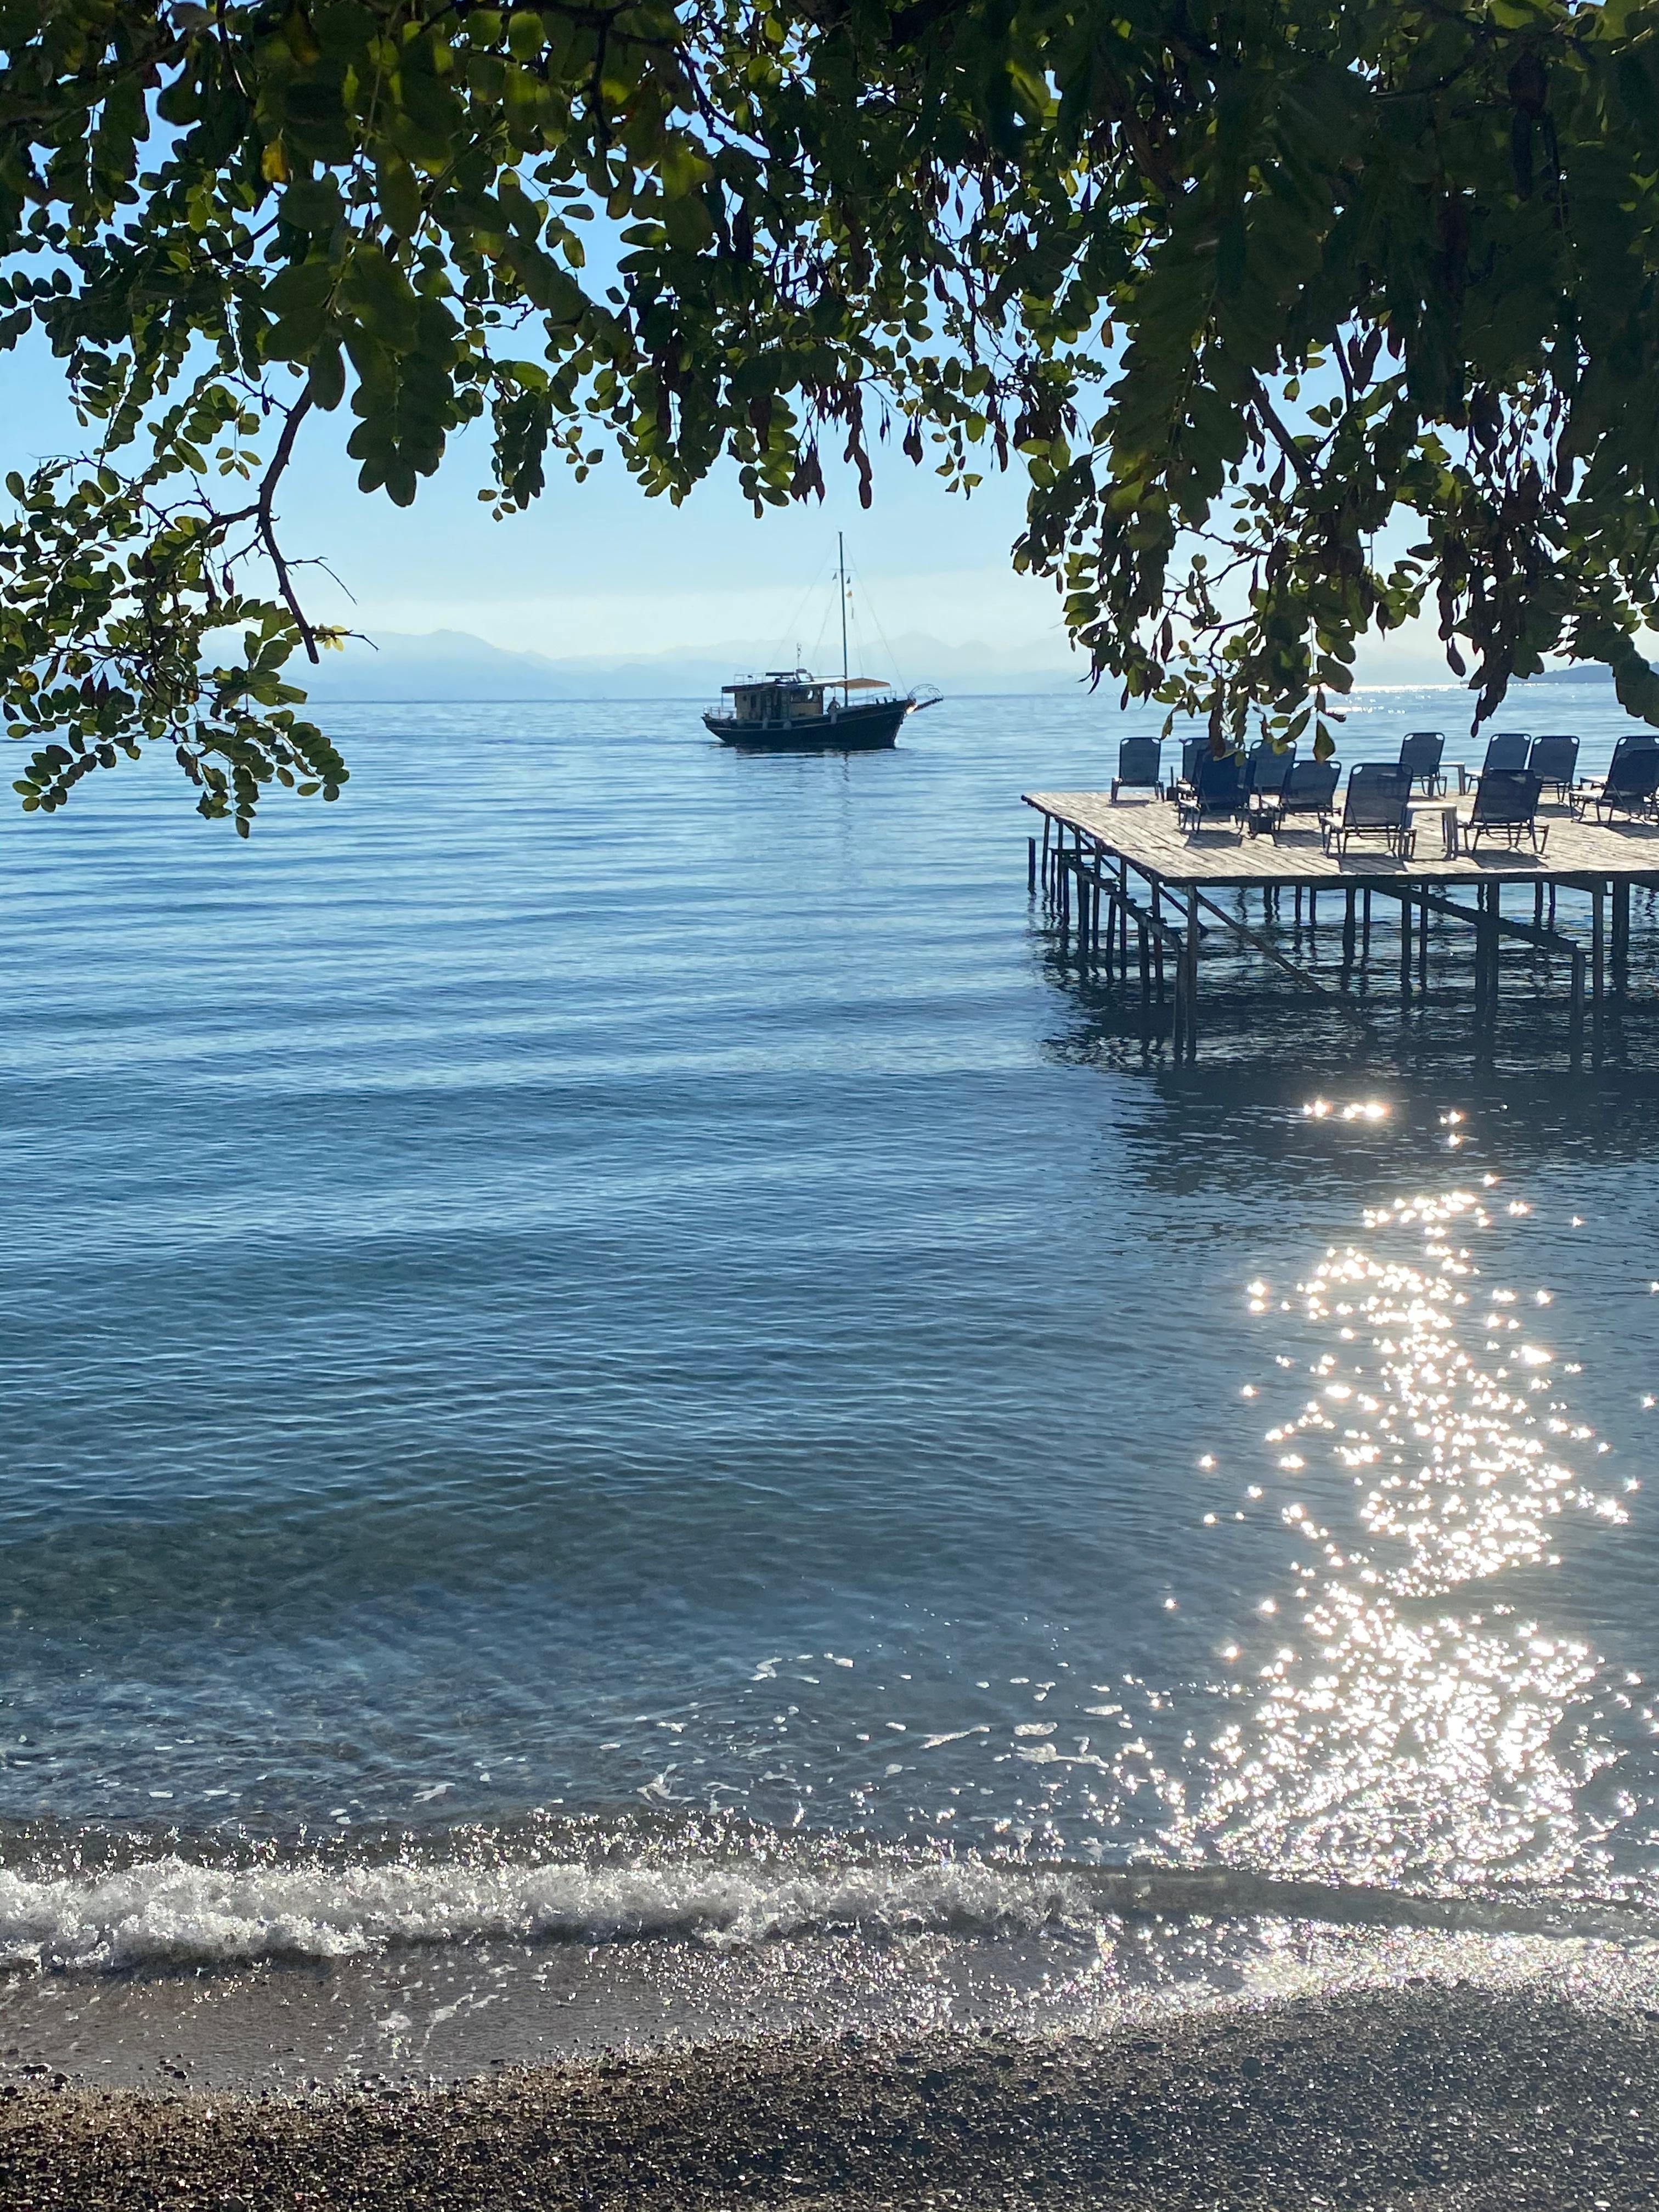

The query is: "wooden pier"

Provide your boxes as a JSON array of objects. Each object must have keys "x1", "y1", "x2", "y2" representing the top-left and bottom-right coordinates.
[{"x1": 1024, "y1": 788, "x2": 1659, "y2": 1059}]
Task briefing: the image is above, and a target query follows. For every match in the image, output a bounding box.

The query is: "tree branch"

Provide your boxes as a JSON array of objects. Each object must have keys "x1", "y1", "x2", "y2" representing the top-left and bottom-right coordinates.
[
  {"x1": 1250, "y1": 377, "x2": 1316, "y2": 487},
  {"x1": 257, "y1": 391, "x2": 319, "y2": 661}
]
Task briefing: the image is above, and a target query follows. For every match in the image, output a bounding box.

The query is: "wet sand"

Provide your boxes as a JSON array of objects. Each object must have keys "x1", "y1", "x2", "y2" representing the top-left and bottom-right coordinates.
[{"x1": 4, "y1": 1984, "x2": 1659, "y2": 2210}]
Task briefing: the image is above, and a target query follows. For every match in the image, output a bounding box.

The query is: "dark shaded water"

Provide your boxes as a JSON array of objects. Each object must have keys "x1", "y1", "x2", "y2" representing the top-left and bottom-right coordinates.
[{"x1": 2, "y1": 684, "x2": 1657, "y2": 1991}]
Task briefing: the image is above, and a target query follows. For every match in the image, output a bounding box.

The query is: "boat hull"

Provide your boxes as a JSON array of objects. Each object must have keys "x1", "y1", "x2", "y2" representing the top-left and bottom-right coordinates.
[{"x1": 703, "y1": 697, "x2": 909, "y2": 751}]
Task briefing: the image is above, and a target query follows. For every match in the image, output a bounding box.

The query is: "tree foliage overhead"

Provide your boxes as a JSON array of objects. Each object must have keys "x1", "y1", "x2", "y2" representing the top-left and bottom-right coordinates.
[{"x1": 1, "y1": 0, "x2": 1657, "y2": 825}]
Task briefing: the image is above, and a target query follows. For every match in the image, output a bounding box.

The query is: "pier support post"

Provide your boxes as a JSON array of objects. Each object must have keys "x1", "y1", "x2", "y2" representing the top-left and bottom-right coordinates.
[
  {"x1": 1418, "y1": 890, "x2": 1429, "y2": 991},
  {"x1": 1613, "y1": 878, "x2": 1631, "y2": 991},
  {"x1": 1400, "y1": 888, "x2": 1413, "y2": 998},
  {"x1": 1117, "y1": 859, "x2": 1131, "y2": 980},
  {"x1": 1342, "y1": 887, "x2": 1357, "y2": 971},
  {"x1": 1592, "y1": 883, "x2": 1605, "y2": 1020},
  {"x1": 1479, "y1": 883, "x2": 1500, "y2": 1025},
  {"x1": 1362, "y1": 888, "x2": 1373, "y2": 955},
  {"x1": 1184, "y1": 888, "x2": 1200, "y2": 1059},
  {"x1": 1124, "y1": 858, "x2": 1141, "y2": 973},
  {"x1": 1028, "y1": 836, "x2": 1038, "y2": 896}
]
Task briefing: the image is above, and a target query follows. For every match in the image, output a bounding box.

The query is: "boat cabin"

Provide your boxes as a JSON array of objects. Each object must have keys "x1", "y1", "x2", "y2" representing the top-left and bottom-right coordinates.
[{"x1": 719, "y1": 670, "x2": 828, "y2": 727}]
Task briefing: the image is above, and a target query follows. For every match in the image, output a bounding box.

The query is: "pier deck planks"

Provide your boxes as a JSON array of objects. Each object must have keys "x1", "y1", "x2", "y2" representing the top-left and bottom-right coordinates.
[{"x1": 1024, "y1": 790, "x2": 1659, "y2": 888}]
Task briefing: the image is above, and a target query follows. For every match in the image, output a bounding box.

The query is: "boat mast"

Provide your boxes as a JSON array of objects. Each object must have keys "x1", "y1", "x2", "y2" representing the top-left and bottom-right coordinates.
[{"x1": 838, "y1": 531, "x2": 849, "y2": 689}]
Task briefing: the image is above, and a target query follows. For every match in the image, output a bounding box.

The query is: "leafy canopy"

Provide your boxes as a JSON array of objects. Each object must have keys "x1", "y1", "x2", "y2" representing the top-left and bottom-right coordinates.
[{"x1": 2, "y1": 0, "x2": 1657, "y2": 825}]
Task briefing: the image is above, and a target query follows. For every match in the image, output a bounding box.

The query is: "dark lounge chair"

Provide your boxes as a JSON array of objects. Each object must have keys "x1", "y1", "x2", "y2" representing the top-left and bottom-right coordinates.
[
  {"x1": 1398, "y1": 731, "x2": 1446, "y2": 796},
  {"x1": 1466, "y1": 768, "x2": 1548, "y2": 855},
  {"x1": 1111, "y1": 734, "x2": 1164, "y2": 802},
  {"x1": 1260, "y1": 760, "x2": 1339, "y2": 842},
  {"x1": 1527, "y1": 733, "x2": 1579, "y2": 799},
  {"x1": 1571, "y1": 734, "x2": 1659, "y2": 824},
  {"x1": 1178, "y1": 734, "x2": 1211, "y2": 791},
  {"x1": 1321, "y1": 764, "x2": 1415, "y2": 861},
  {"x1": 1458, "y1": 730, "x2": 1530, "y2": 792},
  {"x1": 1483, "y1": 731, "x2": 1532, "y2": 769},
  {"x1": 1240, "y1": 739, "x2": 1296, "y2": 812},
  {"x1": 1176, "y1": 749, "x2": 1245, "y2": 834}
]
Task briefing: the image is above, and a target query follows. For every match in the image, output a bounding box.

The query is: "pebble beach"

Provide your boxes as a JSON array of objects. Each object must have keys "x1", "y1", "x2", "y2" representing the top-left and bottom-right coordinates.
[{"x1": 5, "y1": 1984, "x2": 1659, "y2": 2210}]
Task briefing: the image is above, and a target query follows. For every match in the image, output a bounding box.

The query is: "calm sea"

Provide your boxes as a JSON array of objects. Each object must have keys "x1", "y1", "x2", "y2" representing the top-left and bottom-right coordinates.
[{"x1": 2, "y1": 682, "x2": 1658, "y2": 2059}]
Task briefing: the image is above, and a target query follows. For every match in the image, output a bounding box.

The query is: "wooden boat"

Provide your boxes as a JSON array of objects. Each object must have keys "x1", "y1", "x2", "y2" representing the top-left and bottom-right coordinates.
[{"x1": 702, "y1": 535, "x2": 940, "y2": 751}]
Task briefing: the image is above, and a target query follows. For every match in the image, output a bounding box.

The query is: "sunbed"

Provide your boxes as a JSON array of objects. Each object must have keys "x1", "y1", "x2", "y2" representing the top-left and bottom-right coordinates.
[
  {"x1": 1111, "y1": 735, "x2": 1164, "y2": 802},
  {"x1": 1398, "y1": 731, "x2": 1446, "y2": 797},
  {"x1": 1321, "y1": 764, "x2": 1415, "y2": 862},
  {"x1": 1465, "y1": 768, "x2": 1548, "y2": 855}
]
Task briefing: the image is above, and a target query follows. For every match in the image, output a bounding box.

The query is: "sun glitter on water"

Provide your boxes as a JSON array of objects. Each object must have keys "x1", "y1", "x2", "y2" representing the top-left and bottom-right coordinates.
[
  {"x1": 1302, "y1": 1098, "x2": 1390, "y2": 1122},
  {"x1": 1181, "y1": 1184, "x2": 1639, "y2": 1896}
]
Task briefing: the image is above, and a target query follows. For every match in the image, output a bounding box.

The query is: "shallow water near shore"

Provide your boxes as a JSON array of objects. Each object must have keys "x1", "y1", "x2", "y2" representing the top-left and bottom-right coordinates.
[{"x1": 3, "y1": 681, "x2": 1659, "y2": 2080}]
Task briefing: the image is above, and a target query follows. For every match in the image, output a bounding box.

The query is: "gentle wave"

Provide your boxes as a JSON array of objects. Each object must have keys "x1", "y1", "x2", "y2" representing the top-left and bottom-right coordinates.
[
  {"x1": 4, "y1": 1843, "x2": 1655, "y2": 1976},
  {"x1": 0, "y1": 1853, "x2": 1090, "y2": 1974}
]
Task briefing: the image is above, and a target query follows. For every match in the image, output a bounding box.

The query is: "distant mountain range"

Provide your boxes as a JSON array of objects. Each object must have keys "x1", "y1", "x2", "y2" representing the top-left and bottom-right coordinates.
[
  {"x1": 297, "y1": 628, "x2": 1084, "y2": 702},
  {"x1": 293, "y1": 628, "x2": 1630, "y2": 703}
]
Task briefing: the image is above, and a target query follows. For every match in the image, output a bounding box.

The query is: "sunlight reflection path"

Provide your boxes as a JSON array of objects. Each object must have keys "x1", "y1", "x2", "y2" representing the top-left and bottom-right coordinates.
[{"x1": 1182, "y1": 1181, "x2": 1639, "y2": 1894}]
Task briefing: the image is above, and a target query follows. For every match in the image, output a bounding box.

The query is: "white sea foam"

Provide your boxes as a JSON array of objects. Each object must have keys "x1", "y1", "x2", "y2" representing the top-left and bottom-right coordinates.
[{"x1": 0, "y1": 1854, "x2": 1091, "y2": 1975}]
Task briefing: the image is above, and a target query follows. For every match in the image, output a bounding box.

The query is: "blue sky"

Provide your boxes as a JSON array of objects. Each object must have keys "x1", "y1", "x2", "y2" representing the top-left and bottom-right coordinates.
[
  {"x1": 1, "y1": 336, "x2": 1458, "y2": 678},
  {"x1": 0, "y1": 338, "x2": 1076, "y2": 663}
]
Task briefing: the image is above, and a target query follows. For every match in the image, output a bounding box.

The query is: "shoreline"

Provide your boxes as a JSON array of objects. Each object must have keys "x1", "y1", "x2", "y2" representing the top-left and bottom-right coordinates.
[{"x1": 5, "y1": 1985, "x2": 1659, "y2": 2209}]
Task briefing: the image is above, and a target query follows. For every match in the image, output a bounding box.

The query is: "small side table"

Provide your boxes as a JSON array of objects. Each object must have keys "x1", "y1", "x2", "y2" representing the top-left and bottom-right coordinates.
[{"x1": 1408, "y1": 800, "x2": 1460, "y2": 857}]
